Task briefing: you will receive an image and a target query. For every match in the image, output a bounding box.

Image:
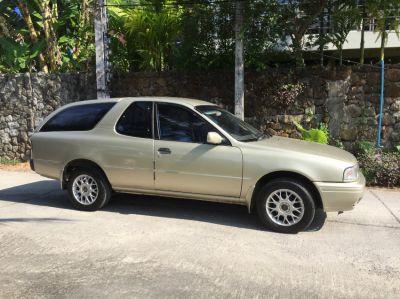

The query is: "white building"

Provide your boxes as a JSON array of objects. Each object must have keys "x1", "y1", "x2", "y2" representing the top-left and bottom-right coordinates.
[
  {"x1": 304, "y1": 30, "x2": 400, "y2": 61},
  {"x1": 302, "y1": 9, "x2": 400, "y2": 62}
]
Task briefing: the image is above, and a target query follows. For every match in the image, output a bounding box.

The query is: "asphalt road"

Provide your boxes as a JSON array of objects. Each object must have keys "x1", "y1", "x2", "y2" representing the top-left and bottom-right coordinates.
[{"x1": 0, "y1": 170, "x2": 399, "y2": 299}]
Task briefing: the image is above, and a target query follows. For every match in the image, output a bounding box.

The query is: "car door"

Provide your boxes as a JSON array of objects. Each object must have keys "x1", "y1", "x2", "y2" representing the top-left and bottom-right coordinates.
[
  {"x1": 104, "y1": 101, "x2": 154, "y2": 190},
  {"x1": 154, "y1": 102, "x2": 243, "y2": 198}
]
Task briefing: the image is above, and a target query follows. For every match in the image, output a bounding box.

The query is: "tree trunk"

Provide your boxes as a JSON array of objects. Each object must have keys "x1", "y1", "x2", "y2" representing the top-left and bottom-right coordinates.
[
  {"x1": 380, "y1": 29, "x2": 385, "y2": 62},
  {"x1": 0, "y1": 15, "x2": 11, "y2": 37},
  {"x1": 292, "y1": 35, "x2": 305, "y2": 67},
  {"x1": 18, "y1": 0, "x2": 48, "y2": 72},
  {"x1": 39, "y1": 0, "x2": 61, "y2": 71},
  {"x1": 360, "y1": 3, "x2": 366, "y2": 64},
  {"x1": 339, "y1": 45, "x2": 343, "y2": 66},
  {"x1": 234, "y1": 0, "x2": 244, "y2": 120},
  {"x1": 380, "y1": 13, "x2": 387, "y2": 63},
  {"x1": 319, "y1": 12, "x2": 324, "y2": 66},
  {"x1": 76, "y1": 0, "x2": 90, "y2": 57}
]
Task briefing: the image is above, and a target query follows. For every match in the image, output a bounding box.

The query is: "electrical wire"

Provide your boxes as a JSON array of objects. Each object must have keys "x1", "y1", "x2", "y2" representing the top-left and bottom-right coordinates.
[
  {"x1": 314, "y1": 52, "x2": 385, "y2": 69},
  {"x1": 103, "y1": 0, "x2": 249, "y2": 8}
]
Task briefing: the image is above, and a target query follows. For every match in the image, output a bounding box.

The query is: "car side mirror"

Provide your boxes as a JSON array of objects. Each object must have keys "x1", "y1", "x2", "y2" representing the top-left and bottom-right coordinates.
[{"x1": 207, "y1": 132, "x2": 223, "y2": 145}]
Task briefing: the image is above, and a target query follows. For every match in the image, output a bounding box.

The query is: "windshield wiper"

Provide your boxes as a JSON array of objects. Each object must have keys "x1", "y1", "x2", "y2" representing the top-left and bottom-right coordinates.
[
  {"x1": 241, "y1": 136, "x2": 260, "y2": 142},
  {"x1": 242, "y1": 134, "x2": 269, "y2": 142}
]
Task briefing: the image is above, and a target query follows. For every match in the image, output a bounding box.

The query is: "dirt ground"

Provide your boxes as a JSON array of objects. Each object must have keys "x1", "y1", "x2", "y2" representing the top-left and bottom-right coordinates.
[{"x1": 0, "y1": 162, "x2": 30, "y2": 172}]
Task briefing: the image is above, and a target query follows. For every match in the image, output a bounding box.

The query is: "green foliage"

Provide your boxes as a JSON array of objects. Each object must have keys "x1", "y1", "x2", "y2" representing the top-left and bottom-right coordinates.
[
  {"x1": 108, "y1": 1, "x2": 133, "y2": 72},
  {"x1": 123, "y1": 1, "x2": 182, "y2": 71},
  {"x1": 353, "y1": 141, "x2": 375, "y2": 156},
  {"x1": 395, "y1": 145, "x2": 400, "y2": 153},
  {"x1": 0, "y1": 157, "x2": 22, "y2": 165},
  {"x1": 173, "y1": 2, "x2": 235, "y2": 70},
  {"x1": 330, "y1": 138, "x2": 344, "y2": 149},
  {"x1": 270, "y1": 82, "x2": 304, "y2": 107},
  {"x1": 0, "y1": 0, "x2": 94, "y2": 73},
  {"x1": 2, "y1": 0, "x2": 400, "y2": 73},
  {"x1": 366, "y1": 0, "x2": 400, "y2": 40},
  {"x1": 352, "y1": 141, "x2": 400, "y2": 187},
  {"x1": 358, "y1": 151, "x2": 400, "y2": 187},
  {"x1": 328, "y1": 0, "x2": 362, "y2": 64},
  {"x1": 56, "y1": 0, "x2": 95, "y2": 72},
  {"x1": 293, "y1": 121, "x2": 329, "y2": 144},
  {"x1": 279, "y1": 0, "x2": 328, "y2": 67},
  {"x1": 0, "y1": 37, "x2": 29, "y2": 72},
  {"x1": 109, "y1": 0, "x2": 283, "y2": 72}
]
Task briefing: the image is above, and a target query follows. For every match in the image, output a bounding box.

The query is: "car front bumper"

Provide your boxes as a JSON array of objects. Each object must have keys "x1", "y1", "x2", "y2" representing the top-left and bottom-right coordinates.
[{"x1": 314, "y1": 172, "x2": 366, "y2": 212}]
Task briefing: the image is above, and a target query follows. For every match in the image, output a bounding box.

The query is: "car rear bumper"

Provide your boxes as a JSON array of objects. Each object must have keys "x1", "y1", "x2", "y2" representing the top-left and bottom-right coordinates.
[{"x1": 314, "y1": 172, "x2": 366, "y2": 212}]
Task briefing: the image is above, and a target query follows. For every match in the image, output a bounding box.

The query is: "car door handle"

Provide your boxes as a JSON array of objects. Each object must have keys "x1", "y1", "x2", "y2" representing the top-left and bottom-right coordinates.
[{"x1": 157, "y1": 148, "x2": 171, "y2": 155}]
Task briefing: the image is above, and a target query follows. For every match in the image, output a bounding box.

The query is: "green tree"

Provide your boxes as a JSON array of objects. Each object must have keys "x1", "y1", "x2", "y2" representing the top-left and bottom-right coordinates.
[
  {"x1": 174, "y1": 1, "x2": 235, "y2": 70},
  {"x1": 329, "y1": 0, "x2": 361, "y2": 65},
  {"x1": 108, "y1": 0, "x2": 134, "y2": 72},
  {"x1": 243, "y1": 0, "x2": 281, "y2": 70},
  {"x1": 359, "y1": 0, "x2": 367, "y2": 64},
  {"x1": 279, "y1": 0, "x2": 328, "y2": 67},
  {"x1": 123, "y1": 0, "x2": 182, "y2": 71},
  {"x1": 0, "y1": 0, "x2": 95, "y2": 73},
  {"x1": 366, "y1": 0, "x2": 400, "y2": 61}
]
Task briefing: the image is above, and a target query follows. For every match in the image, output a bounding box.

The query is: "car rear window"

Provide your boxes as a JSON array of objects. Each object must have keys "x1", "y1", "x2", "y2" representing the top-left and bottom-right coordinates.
[
  {"x1": 116, "y1": 101, "x2": 152, "y2": 138},
  {"x1": 40, "y1": 102, "x2": 116, "y2": 132}
]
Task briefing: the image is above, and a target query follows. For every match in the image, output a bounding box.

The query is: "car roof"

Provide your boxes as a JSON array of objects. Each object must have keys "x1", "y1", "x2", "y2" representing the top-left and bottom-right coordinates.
[{"x1": 65, "y1": 97, "x2": 215, "y2": 108}]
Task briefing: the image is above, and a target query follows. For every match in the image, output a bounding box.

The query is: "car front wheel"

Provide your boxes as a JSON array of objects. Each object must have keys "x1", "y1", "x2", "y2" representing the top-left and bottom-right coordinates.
[
  {"x1": 67, "y1": 168, "x2": 111, "y2": 211},
  {"x1": 256, "y1": 178, "x2": 315, "y2": 233}
]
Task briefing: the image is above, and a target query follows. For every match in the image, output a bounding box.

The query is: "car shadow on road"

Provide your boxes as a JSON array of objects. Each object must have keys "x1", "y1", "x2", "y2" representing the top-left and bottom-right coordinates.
[{"x1": 0, "y1": 180, "x2": 326, "y2": 232}]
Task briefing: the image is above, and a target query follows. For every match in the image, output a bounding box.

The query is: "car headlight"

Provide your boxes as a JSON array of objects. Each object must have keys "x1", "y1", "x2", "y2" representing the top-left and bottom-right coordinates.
[{"x1": 343, "y1": 165, "x2": 359, "y2": 182}]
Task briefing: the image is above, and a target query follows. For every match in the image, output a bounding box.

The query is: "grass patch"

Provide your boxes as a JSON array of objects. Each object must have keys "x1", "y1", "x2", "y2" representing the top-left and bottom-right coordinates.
[{"x1": 0, "y1": 157, "x2": 22, "y2": 165}]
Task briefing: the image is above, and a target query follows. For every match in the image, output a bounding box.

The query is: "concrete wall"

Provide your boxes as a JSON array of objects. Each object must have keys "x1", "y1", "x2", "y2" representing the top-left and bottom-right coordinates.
[{"x1": 1, "y1": 67, "x2": 400, "y2": 161}]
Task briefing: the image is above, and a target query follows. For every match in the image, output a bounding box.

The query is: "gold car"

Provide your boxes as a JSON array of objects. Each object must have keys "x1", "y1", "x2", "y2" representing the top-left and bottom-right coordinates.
[{"x1": 30, "y1": 97, "x2": 365, "y2": 233}]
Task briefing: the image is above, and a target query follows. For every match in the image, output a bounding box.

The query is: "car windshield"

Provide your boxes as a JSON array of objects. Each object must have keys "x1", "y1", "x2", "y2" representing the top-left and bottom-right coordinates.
[{"x1": 196, "y1": 105, "x2": 268, "y2": 142}]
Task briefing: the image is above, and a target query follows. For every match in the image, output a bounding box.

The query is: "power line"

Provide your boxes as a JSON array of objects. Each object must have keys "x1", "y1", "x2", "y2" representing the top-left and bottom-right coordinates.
[
  {"x1": 103, "y1": 0, "x2": 249, "y2": 8},
  {"x1": 316, "y1": 52, "x2": 384, "y2": 70}
]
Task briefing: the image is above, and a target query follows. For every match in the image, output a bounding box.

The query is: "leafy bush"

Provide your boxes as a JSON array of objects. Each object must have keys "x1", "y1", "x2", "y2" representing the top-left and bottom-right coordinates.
[
  {"x1": 293, "y1": 121, "x2": 329, "y2": 144},
  {"x1": 353, "y1": 141, "x2": 374, "y2": 156},
  {"x1": 270, "y1": 82, "x2": 305, "y2": 108},
  {"x1": 124, "y1": 3, "x2": 182, "y2": 71},
  {"x1": 330, "y1": 138, "x2": 344, "y2": 149},
  {"x1": 358, "y1": 151, "x2": 400, "y2": 187}
]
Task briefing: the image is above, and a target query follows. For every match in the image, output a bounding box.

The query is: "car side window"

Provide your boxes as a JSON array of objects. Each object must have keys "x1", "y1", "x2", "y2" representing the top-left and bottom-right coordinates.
[
  {"x1": 157, "y1": 103, "x2": 216, "y2": 143},
  {"x1": 40, "y1": 103, "x2": 115, "y2": 132},
  {"x1": 116, "y1": 101, "x2": 152, "y2": 138}
]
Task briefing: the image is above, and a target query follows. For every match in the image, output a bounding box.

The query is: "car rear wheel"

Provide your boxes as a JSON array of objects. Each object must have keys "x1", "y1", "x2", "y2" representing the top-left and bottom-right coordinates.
[
  {"x1": 67, "y1": 168, "x2": 111, "y2": 211},
  {"x1": 256, "y1": 178, "x2": 315, "y2": 233}
]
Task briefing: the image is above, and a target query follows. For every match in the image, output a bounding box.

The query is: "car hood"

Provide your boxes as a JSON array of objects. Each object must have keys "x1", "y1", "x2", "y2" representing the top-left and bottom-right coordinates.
[{"x1": 247, "y1": 136, "x2": 357, "y2": 165}]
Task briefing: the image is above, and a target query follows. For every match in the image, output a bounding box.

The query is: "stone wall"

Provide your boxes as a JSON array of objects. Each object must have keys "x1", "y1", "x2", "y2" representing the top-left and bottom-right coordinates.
[
  {"x1": 1, "y1": 67, "x2": 400, "y2": 161},
  {"x1": 112, "y1": 67, "x2": 400, "y2": 149},
  {"x1": 0, "y1": 73, "x2": 96, "y2": 160}
]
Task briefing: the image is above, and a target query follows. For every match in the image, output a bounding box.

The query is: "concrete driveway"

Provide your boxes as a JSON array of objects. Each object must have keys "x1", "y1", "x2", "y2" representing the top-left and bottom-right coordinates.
[{"x1": 0, "y1": 170, "x2": 399, "y2": 299}]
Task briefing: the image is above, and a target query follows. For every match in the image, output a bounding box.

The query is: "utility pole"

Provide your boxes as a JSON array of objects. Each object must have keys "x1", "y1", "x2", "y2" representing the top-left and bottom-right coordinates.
[
  {"x1": 377, "y1": 21, "x2": 386, "y2": 148},
  {"x1": 94, "y1": 0, "x2": 110, "y2": 99},
  {"x1": 234, "y1": 0, "x2": 244, "y2": 120}
]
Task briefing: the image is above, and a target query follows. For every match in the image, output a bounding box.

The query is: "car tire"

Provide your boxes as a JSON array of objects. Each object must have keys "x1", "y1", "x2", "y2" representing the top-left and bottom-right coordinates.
[
  {"x1": 67, "y1": 168, "x2": 112, "y2": 211},
  {"x1": 256, "y1": 178, "x2": 315, "y2": 234}
]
